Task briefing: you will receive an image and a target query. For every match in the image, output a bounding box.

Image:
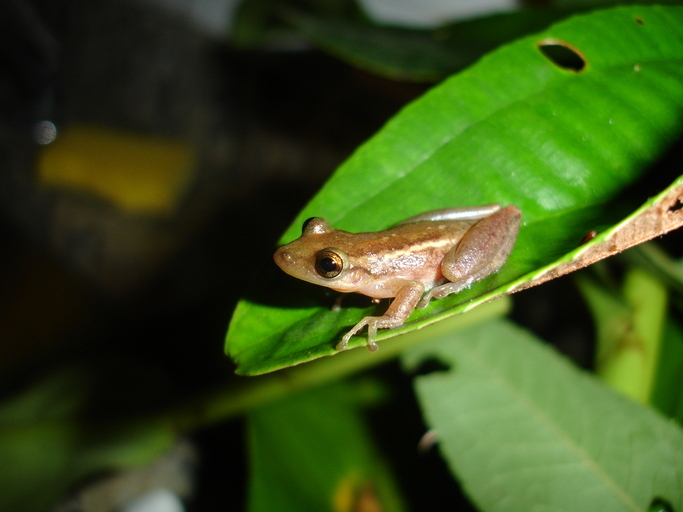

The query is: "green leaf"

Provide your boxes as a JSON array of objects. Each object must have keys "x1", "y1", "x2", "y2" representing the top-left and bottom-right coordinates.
[
  {"x1": 231, "y1": 0, "x2": 367, "y2": 48},
  {"x1": 577, "y1": 266, "x2": 667, "y2": 403},
  {"x1": 402, "y1": 319, "x2": 683, "y2": 512},
  {"x1": 247, "y1": 381, "x2": 405, "y2": 512},
  {"x1": 651, "y1": 317, "x2": 683, "y2": 425},
  {"x1": 573, "y1": 254, "x2": 683, "y2": 424},
  {"x1": 623, "y1": 242, "x2": 683, "y2": 296},
  {"x1": 226, "y1": 5, "x2": 683, "y2": 375}
]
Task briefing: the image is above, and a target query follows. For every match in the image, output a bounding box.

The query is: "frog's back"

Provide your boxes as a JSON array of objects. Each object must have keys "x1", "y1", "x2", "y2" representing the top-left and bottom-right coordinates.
[
  {"x1": 344, "y1": 220, "x2": 476, "y2": 289},
  {"x1": 346, "y1": 220, "x2": 476, "y2": 258}
]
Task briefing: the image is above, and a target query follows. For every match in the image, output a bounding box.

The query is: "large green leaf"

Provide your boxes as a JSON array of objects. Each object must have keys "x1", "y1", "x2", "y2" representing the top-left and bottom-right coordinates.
[
  {"x1": 402, "y1": 319, "x2": 683, "y2": 511},
  {"x1": 226, "y1": 5, "x2": 683, "y2": 375}
]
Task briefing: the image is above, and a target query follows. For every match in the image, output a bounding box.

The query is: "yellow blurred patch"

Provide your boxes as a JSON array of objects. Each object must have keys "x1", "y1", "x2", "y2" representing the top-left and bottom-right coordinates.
[
  {"x1": 333, "y1": 473, "x2": 382, "y2": 512},
  {"x1": 37, "y1": 124, "x2": 195, "y2": 215}
]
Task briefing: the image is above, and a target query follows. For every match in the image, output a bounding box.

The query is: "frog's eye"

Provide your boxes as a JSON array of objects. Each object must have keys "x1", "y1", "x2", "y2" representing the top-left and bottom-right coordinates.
[{"x1": 315, "y1": 248, "x2": 346, "y2": 279}]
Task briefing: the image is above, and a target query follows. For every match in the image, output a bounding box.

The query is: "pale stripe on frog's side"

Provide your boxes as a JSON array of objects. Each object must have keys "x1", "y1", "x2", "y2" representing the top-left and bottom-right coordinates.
[{"x1": 274, "y1": 204, "x2": 521, "y2": 352}]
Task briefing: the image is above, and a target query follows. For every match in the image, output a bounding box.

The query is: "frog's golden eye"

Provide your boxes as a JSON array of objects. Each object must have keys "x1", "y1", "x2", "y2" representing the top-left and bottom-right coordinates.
[{"x1": 315, "y1": 248, "x2": 346, "y2": 279}]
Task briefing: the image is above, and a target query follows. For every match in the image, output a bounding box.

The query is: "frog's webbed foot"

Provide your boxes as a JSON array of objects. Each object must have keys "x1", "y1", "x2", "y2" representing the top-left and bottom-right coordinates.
[
  {"x1": 335, "y1": 281, "x2": 424, "y2": 352},
  {"x1": 335, "y1": 316, "x2": 382, "y2": 352},
  {"x1": 417, "y1": 295, "x2": 431, "y2": 309},
  {"x1": 417, "y1": 281, "x2": 472, "y2": 309}
]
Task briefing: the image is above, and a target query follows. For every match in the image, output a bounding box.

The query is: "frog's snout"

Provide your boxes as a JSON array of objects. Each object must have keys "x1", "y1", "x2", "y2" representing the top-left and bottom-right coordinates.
[{"x1": 273, "y1": 248, "x2": 293, "y2": 269}]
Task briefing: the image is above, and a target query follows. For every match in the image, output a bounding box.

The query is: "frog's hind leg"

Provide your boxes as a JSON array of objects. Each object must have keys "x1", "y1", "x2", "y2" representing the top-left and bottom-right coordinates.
[{"x1": 418, "y1": 205, "x2": 521, "y2": 308}]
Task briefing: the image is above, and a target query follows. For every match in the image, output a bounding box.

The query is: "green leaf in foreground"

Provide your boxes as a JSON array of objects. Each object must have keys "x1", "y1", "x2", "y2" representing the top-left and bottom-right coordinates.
[
  {"x1": 402, "y1": 320, "x2": 683, "y2": 512},
  {"x1": 227, "y1": 5, "x2": 683, "y2": 375}
]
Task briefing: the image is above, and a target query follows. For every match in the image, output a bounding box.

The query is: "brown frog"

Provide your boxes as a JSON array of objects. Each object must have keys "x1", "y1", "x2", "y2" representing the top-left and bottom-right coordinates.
[{"x1": 274, "y1": 204, "x2": 521, "y2": 352}]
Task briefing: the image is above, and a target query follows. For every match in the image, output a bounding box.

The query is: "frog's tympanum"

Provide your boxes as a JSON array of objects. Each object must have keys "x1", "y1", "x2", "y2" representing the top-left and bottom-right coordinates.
[{"x1": 274, "y1": 204, "x2": 521, "y2": 352}]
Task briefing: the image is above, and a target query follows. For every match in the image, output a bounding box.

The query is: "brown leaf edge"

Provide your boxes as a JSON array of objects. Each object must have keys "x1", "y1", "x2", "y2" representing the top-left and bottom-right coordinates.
[{"x1": 508, "y1": 181, "x2": 683, "y2": 296}]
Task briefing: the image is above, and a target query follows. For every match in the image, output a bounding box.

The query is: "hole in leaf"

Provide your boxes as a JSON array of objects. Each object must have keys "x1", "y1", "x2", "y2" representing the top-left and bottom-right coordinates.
[
  {"x1": 669, "y1": 198, "x2": 683, "y2": 213},
  {"x1": 635, "y1": 17, "x2": 645, "y2": 25},
  {"x1": 538, "y1": 39, "x2": 586, "y2": 72},
  {"x1": 648, "y1": 497, "x2": 673, "y2": 512},
  {"x1": 412, "y1": 357, "x2": 451, "y2": 376}
]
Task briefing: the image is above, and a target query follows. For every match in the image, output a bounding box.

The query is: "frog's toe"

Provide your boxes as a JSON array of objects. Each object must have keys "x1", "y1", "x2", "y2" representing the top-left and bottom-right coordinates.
[{"x1": 417, "y1": 295, "x2": 433, "y2": 309}]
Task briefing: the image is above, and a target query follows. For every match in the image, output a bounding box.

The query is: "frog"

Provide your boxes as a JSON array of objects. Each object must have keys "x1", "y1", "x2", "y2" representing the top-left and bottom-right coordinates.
[{"x1": 274, "y1": 204, "x2": 521, "y2": 352}]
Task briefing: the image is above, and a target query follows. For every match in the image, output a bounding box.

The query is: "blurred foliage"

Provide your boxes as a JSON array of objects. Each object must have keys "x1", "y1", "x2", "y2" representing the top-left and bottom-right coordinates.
[
  {"x1": 246, "y1": 380, "x2": 405, "y2": 512},
  {"x1": 3, "y1": 2, "x2": 683, "y2": 512}
]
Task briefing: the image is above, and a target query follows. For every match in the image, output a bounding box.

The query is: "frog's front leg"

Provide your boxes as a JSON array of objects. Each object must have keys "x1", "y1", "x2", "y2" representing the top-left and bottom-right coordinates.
[
  {"x1": 418, "y1": 205, "x2": 521, "y2": 308},
  {"x1": 336, "y1": 281, "x2": 425, "y2": 352}
]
